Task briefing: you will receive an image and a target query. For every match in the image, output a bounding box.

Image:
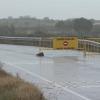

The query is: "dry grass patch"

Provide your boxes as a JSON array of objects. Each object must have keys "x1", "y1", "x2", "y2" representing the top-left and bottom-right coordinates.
[
  {"x1": 0, "y1": 69, "x2": 9, "y2": 77},
  {"x1": 0, "y1": 69, "x2": 45, "y2": 100},
  {"x1": 16, "y1": 83, "x2": 44, "y2": 100}
]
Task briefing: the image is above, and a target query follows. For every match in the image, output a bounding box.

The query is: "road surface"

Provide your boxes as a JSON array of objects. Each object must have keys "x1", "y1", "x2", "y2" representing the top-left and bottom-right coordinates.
[{"x1": 0, "y1": 44, "x2": 100, "y2": 100}]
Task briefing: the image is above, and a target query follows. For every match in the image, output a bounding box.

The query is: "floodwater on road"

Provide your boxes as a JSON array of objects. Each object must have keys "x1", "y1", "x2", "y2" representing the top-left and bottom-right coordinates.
[{"x1": 0, "y1": 44, "x2": 100, "y2": 100}]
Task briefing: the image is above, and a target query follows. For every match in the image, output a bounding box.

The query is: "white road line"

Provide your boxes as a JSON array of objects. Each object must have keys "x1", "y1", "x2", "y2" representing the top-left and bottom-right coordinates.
[
  {"x1": 80, "y1": 85, "x2": 100, "y2": 88},
  {"x1": 5, "y1": 62, "x2": 53, "y2": 65},
  {"x1": 4, "y1": 62, "x2": 91, "y2": 100}
]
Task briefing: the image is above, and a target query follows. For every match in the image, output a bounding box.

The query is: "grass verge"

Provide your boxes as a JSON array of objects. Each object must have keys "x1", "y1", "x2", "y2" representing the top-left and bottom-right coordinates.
[{"x1": 0, "y1": 68, "x2": 45, "y2": 100}]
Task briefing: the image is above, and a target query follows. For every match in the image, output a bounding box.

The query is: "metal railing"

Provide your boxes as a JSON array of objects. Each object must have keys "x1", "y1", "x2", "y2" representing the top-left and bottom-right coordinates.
[
  {"x1": 0, "y1": 36, "x2": 100, "y2": 53},
  {"x1": 0, "y1": 36, "x2": 53, "y2": 48},
  {"x1": 78, "y1": 39, "x2": 100, "y2": 53}
]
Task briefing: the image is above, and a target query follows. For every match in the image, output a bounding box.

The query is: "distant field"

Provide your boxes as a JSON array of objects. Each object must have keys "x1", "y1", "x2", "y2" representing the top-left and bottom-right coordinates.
[{"x1": 0, "y1": 68, "x2": 45, "y2": 100}]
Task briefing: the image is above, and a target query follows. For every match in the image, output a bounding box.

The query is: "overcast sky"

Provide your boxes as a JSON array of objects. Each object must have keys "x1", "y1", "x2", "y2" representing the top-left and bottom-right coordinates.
[{"x1": 0, "y1": 0, "x2": 100, "y2": 19}]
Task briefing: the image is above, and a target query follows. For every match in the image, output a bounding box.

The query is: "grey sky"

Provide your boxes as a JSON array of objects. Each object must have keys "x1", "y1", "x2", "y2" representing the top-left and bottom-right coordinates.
[{"x1": 0, "y1": 0, "x2": 100, "y2": 19}]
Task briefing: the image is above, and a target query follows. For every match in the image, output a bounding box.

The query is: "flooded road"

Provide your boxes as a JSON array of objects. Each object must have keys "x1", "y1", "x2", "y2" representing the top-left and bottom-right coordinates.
[{"x1": 0, "y1": 44, "x2": 100, "y2": 100}]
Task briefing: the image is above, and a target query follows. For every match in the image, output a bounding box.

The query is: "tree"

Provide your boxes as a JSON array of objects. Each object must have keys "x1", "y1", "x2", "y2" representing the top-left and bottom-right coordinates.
[
  {"x1": 55, "y1": 21, "x2": 66, "y2": 30},
  {"x1": 91, "y1": 24, "x2": 100, "y2": 36},
  {"x1": 55, "y1": 20, "x2": 73, "y2": 32},
  {"x1": 9, "y1": 24, "x2": 16, "y2": 35},
  {"x1": 43, "y1": 17, "x2": 49, "y2": 21},
  {"x1": 64, "y1": 19, "x2": 73, "y2": 31},
  {"x1": 73, "y1": 17, "x2": 93, "y2": 33},
  {"x1": 0, "y1": 25, "x2": 10, "y2": 35}
]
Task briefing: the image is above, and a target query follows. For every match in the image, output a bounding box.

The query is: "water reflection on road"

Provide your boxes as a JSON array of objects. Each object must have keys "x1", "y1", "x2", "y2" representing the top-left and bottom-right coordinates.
[{"x1": 0, "y1": 44, "x2": 100, "y2": 100}]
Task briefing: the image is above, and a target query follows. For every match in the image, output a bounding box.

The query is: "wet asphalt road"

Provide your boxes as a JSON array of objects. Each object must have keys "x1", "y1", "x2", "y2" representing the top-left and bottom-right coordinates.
[{"x1": 0, "y1": 44, "x2": 100, "y2": 100}]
